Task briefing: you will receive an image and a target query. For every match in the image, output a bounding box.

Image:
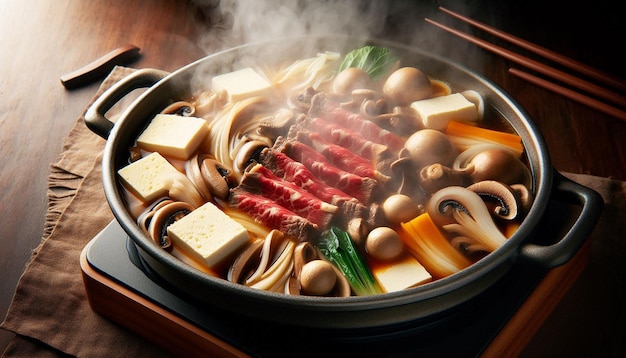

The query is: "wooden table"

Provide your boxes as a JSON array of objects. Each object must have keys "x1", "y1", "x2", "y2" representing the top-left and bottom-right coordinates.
[{"x1": 2, "y1": 0, "x2": 625, "y2": 355}]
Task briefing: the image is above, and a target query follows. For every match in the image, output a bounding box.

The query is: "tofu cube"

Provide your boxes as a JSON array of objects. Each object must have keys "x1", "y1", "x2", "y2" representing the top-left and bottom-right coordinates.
[
  {"x1": 372, "y1": 253, "x2": 432, "y2": 293},
  {"x1": 118, "y1": 152, "x2": 191, "y2": 203},
  {"x1": 167, "y1": 202, "x2": 250, "y2": 268},
  {"x1": 411, "y1": 93, "x2": 477, "y2": 131},
  {"x1": 211, "y1": 67, "x2": 271, "y2": 102},
  {"x1": 136, "y1": 114, "x2": 209, "y2": 160}
]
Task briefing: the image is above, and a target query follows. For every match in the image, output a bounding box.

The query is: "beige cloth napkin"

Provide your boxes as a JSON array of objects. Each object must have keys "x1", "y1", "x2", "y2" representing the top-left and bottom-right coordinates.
[
  {"x1": 1, "y1": 67, "x2": 170, "y2": 357},
  {"x1": 1, "y1": 66, "x2": 624, "y2": 357}
]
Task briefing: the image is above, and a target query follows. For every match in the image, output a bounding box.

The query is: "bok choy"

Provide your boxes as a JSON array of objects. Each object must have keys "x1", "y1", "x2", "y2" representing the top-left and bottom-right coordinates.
[
  {"x1": 315, "y1": 227, "x2": 382, "y2": 296},
  {"x1": 338, "y1": 45, "x2": 398, "y2": 80}
]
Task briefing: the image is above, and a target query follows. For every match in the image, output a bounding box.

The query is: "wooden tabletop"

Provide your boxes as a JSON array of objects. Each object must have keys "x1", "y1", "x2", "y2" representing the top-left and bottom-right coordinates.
[{"x1": 1, "y1": 0, "x2": 625, "y2": 355}]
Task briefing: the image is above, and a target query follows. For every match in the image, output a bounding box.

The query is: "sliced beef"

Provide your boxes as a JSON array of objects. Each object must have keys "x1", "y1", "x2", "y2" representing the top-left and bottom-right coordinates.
[{"x1": 239, "y1": 164, "x2": 337, "y2": 229}]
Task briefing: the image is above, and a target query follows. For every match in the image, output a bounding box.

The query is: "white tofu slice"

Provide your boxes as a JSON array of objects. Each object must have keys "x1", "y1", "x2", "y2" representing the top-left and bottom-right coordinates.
[
  {"x1": 118, "y1": 152, "x2": 190, "y2": 203},
  {"x1": 372, "y1": 253, "x2": 432, "y2": 293},
  {"x1": 167, "y1": 202, "x2": 250, "y2": 268},
  {"x1": 411, "y1": 92, "x2": 477, "y2": 131},
  {"x1": 136, "y1": 114, "x2": 209, "y2": 160},
  {"x1": 211, "y1": 67, "x2": 272, "y2": 102}
]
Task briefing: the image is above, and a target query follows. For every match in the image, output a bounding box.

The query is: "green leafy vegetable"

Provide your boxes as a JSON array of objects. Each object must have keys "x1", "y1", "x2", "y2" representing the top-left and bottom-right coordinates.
[
  {"x1": 315, "y1": 227, "x2": 382, "y2": 296},
  {"x1": 338, "y1": 45, "x2": 398, "y2": 80}
]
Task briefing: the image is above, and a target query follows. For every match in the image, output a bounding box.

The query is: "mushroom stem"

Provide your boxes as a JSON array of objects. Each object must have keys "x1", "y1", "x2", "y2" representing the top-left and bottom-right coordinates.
[{"x1": 419, "y1": 163, "x2": 471, "y2": 194}]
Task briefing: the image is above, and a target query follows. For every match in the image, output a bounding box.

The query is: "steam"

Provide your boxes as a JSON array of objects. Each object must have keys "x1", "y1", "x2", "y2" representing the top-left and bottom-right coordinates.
[{"x1": 194, "y1": 0, "x2": 390, "y2": 54}]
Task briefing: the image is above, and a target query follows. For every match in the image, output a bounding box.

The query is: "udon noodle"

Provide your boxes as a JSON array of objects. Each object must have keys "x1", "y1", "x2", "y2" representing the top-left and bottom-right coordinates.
[{"x1": 118, "y1": 45, "x2": 533, "y2": 297}]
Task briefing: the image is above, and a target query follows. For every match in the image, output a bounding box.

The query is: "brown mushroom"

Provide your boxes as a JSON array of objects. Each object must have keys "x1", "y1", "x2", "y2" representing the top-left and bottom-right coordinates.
[
  {"x1": 365, "y1": 227, "x2": 404, "y2": 262},
  {"x1": 467, "y1": 180, "x2": 519, "y2": 221},
  {"x1": 383, "y1": 67, "x2": 433, "y2": 106},
  {"x1": 511, "y1": 183, "x2": 534, "y2": 214},
  {"x1": 160, "y1": 101, "x2": 195, "y2": 117},
  {"x1": 332, "y1": 67, "x2": 371, "y2": 95},
  {"x1": 404, "y1": 129, "x2": 458, "y2": 169},
  {"x1": 382, "y1": 194, "x2": 420, "y2": 224},
  {"x1": 199, "y1": 156, "x2": 236, "y2": 200},
  {"x1": 288, "y1": 242, "x2": 350, "y2": 297},
  {"x1": 234, "y1": 139, "x2": 268, "y2": 174},
  {"x1": 467, "y1": 148, "x2": 529, "y2": 185},
  {"x1": 419, "y1": 163, "x2": 471, "y2": 194},
  {"x1": 147, "y1": 201, "x2": 194, "y2": 250},
  {"x1": 300, "y1": 260, "x2": 337, "y2": 296}
]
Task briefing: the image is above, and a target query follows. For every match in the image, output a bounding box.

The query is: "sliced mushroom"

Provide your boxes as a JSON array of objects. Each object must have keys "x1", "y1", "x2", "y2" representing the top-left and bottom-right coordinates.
[
  {"x1": 199, "y1": 156, "x2": 236, "y2": 200},
  {"x1": 147, "y1": 201, "x2": 194, "y2": 250},
  {"x1": 161, "y1": 101, "x2": 195, "y2": 117},
  {"x1": 511, "y1": 183, "x2": 534, "y2": 213},
  {"x1": 427, "y1": 186, "x2": 508, "y2": 252},
  {"x1": 229, "y1": 230, "x2": 295, "y2": 293},
  {"x1": 467, "y1": 180, "x2": 519, "y2": 221},
  {"x1": 234, "y1": 140, "x2": 269, "y2": 174},
  {"x1": 228, "y1": 239, "x2": 264, "y2": 284}
]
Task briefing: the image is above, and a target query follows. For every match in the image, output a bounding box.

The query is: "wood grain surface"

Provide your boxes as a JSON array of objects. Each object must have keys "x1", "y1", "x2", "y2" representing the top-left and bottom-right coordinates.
[{"x1": 1, "y1": 0, "x2": 625, "y2": 354}]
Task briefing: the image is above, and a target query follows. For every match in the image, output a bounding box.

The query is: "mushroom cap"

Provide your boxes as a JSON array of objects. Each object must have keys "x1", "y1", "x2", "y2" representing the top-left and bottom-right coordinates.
[
  {"x1": 383, "y1": 67, "x2": 433, "y2": 106},
  {"x1": 404, "y1": 129, "x2": 458, "y2": 169},
  {"x1": 366, "y1": 227, "x2": 404, "y2": 261}
]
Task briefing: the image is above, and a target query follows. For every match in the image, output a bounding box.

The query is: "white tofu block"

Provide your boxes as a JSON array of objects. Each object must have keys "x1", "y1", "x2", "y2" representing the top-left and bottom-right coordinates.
[
  {"x1": 167, "y1": 202, "x2": 250, "y2": 268},
  {"x1": 411, "y1": 93, "x2": 477, "y2": 131},
  {"x1": 136, "y1": 114, "x2": 209, "y2": 160},
  {"x1": 118, "y1": 152, "x2": 189, "y2": 203},
  {"x1": 372, "y1": 253, "x2": 432, "y2": 293},
  {"x1": 212, "y1": 67, "x2": 271, "y2": 102}
]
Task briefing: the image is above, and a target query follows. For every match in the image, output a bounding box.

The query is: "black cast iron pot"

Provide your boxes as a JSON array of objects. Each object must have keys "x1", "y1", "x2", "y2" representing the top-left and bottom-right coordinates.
[{"x1": 85, "y1": 35, "x2": 603, "y2": 331}]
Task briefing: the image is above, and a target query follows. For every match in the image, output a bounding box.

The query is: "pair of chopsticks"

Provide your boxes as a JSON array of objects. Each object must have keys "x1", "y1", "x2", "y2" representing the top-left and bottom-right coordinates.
[{"x1": 425, "y1": 7, "x2": 626, "y2": 123}]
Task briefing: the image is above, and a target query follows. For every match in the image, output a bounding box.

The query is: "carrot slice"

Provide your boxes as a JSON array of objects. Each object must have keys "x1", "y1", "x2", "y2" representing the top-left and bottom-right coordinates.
[
  {"x1": 445, "y1": 120, "x2": 524, "y2": 156},
  {"x1": 398, "y1": 213, "x2": 471, "y2": 279}
]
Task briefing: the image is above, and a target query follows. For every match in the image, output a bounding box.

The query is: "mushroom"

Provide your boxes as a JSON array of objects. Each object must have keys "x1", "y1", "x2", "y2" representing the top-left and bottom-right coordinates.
[
  {"x1": 419, "y1": 163, "x2": 471, "y2": 194},
  {"x1": 160, "y1": 101, "x2": 195, "y2": 117},
  {"x1": 365, "y1": 227, "x2": 404, "y2": 262},
  {"x1": 287, "y1": 242, "x2": 350, "y2": 297},
  {"x1": 332, "y1": 67, "x2": 371, "y2": 95},
  {"x1": 147, "y1": 201, "x2": 194, "y2": 250},
  {"x1": 466, "y1": 148, "x2": 529, "y2": 185},
  {"x1": 427, "y1": 186, "x2": 508, "y2": 252},
  {"x1": 467, "y1": 180, "x2": 520, "y2": 221},
  {"x1": 383, "y1": 67, "x2": 433, "y2": 106},
  {"x1": 404, "y1": 129, "x2": 458, "y2": 170},
  {"x1": 233, "y1": 139, "x2": 268, "y2": 174},
  {"x1": 199, "y1": 156, "x2": 236, "y2": 200},
  {"x1": 228, "y1": 230, "x2": 295, "y2": 292},
  {"x1": 288, "y1": 86, "x2": 317, "y2": 112},
  {"x1": 300, "y1": 260, "x2": 337, "y2": 296},
  {"x1": 389, "y1": 155, "x2": 427, "y2": 205},
  {"x1": 511, "y1": 183, "x2": 534, "y2": 213},
  {"x1": 185, "y1": 154, "x2": 213, "y2": 201},
  {"x1": 382, "y1": 194, "x2": 420, "y2": 224}
]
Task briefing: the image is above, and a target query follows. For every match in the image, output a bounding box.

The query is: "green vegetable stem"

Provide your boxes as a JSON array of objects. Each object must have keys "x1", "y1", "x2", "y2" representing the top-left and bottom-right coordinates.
[{"x1": 315, "y1": 226, "x2": 382, "y2": 296}]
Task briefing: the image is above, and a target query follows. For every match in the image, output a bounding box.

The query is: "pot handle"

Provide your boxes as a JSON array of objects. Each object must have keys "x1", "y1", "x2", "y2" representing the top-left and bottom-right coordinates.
[
  {"x1": 517, "y1": 170, "x2": 604, "y2": 268},
  {"x1": 84, "y1": 68, "x2": 170, "y2": 139}
]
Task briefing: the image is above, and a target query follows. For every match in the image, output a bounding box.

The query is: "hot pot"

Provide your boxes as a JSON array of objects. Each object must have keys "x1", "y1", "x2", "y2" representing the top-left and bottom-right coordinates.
[{"x1": 84, "y1": 35, "x2": 603, "y2": 331}]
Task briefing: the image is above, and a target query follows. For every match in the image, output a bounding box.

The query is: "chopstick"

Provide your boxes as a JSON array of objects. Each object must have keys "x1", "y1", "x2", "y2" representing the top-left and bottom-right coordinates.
[
  {"x1": 423, "y1": 17, "x2": 626, "y2": 108},
  {"x1": 509, "y1": 67, "x2": 626, "y2": 123},
  {"x1": 437, "y1": 6, "x2": 626, "y2": 93}
]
